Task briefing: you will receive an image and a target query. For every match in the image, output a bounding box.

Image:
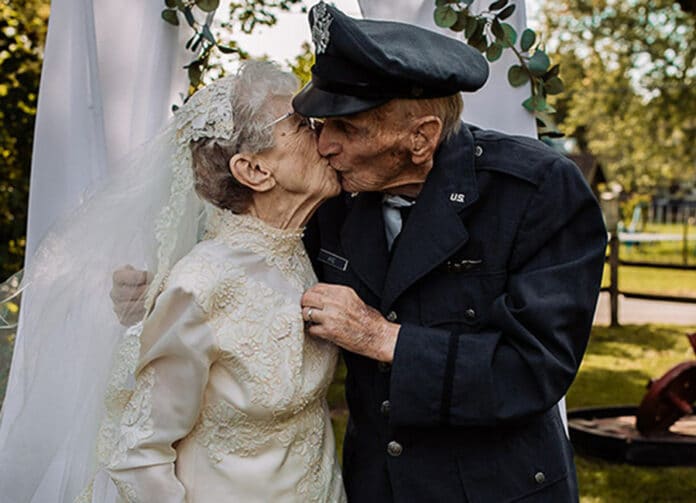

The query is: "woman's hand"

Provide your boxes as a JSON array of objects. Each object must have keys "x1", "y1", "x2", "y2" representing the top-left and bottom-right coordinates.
[
  {"x1": 110, "y1": 265, "x2": 151, "y2": 326},
  {"x1": 301, "y1": 283, "x2": 399, "y2": 362}
]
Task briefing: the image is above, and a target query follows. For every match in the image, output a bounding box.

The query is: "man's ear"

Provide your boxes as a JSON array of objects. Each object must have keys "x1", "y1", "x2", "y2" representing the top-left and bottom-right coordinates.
[
  {"x1": 410, "y1": 116, "x2": 443, "y2": 165},
  {"x1": 228, "y1": 154, "x2": 276, "y2": 192}
]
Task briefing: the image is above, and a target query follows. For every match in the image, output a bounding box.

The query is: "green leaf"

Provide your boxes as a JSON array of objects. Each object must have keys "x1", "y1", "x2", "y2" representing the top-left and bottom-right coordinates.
[
  {"x1": 544, "y1": 64, "x2": 560, "y2": 79},
  {"x1": 491, "y1": 18, "x2": 505, "y2": 40},
  {"x1": 188, "y1": 63, "x2": 202, "y2": 86},
  {"x1": 435, "y1": 0, "x2": 454, "y2": 5},
  {"x1": 450, "y1": 11, "x2": 469, "y2": 32},
  {"x1": 528, "y1": 49, "x2": 551, "y2": 76},
  {"x1": 195, "y1": 0, "x2": 220, "y2": 12},
  {"x1": 520, "y1": 28, "x2": 536, "y2": 52},
  {"x1": 469, "y1": 36, "x2": 489, "y2": 53},
  {"x1": 218, "y1": 45, "x2": 238, "y2": 54},
  {"x1": 507, "y1": 65, "x2": 529, "y2": 87},
  {"x1": 501, "y1": 23, "x2": 517, "y2": 47},
  {"x1": 544, "y1": 76, "x2": 564, "y2": 95},
  {"x1": 434, "y1": 5, "x2": 458, "y2": 28},
  {"x1": 489, "y1": 0, "x2": 508, "y2": 11},
  {"x1": 164, "y1": 0, "x2": 176, "y2": 8},
  {"x1": 461, "y1": 0, "x2": 474, "y2": 5},
  {"x1": 464, "y1": 15, "x2": 478, "y2": 38},
  {"x1": 522, "y1": 95, "x2": 539, "y2": 112},
  {"x1": 498, "y1": 4, "x2": 515, "y2": 19},
  {"x1": 161, "y1": 9, "x2": 179, "y2": 26},
  {"x1": 486, "y1": 42, "x2": 503, "y2": 62},
  {"x1": 522, "y1": 95, "x2": 552, "y2": 112}
]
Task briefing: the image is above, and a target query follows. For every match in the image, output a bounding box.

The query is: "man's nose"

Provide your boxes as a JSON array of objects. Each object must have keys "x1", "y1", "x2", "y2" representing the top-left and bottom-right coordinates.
[{"x1": 317, "y1": 127, "x2": 340, "y2": 157}]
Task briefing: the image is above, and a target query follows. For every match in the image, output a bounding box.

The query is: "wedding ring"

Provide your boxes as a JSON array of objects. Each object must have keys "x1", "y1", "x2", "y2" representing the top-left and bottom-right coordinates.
[{"x1": 307, "y1": 308, "x2": 314, "y2": 323}]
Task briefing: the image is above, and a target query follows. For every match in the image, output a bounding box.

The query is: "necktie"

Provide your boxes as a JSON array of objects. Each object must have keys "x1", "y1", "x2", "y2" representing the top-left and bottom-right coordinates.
[{"x1": 382, "y1": 194, "x2": 416, "y2": 251}]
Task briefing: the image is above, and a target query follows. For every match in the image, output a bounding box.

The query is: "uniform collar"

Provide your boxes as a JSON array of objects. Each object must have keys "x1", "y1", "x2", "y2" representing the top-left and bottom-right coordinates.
[{"x1": 428, "y1": 123, "x2": 480, "y2": 212}]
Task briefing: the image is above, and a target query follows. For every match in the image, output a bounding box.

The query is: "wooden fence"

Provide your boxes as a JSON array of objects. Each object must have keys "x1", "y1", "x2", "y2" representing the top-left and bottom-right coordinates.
[{"x1": 602, "y1": 232, "x2": 696, "y2": 327}]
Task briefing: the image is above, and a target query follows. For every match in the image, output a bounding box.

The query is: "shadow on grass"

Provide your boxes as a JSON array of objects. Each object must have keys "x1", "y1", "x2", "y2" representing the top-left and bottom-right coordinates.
[
  {"x1": 567, "y1": 366, "x2": 652, "y2": 409},
  {"x1": 587, "y1": 324, "x2": 689, "y2": 358}
]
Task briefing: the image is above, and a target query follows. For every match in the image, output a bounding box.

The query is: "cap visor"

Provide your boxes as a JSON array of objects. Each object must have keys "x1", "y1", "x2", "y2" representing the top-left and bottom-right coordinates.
[{"x1": 292, "y1": 82, "x2": 389, "y2": 117}]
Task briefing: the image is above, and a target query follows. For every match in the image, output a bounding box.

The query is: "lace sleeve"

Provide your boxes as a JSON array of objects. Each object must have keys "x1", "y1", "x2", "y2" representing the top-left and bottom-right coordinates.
[{"x1": 105, "y1": 286, "x2": 218, "y2": 503}]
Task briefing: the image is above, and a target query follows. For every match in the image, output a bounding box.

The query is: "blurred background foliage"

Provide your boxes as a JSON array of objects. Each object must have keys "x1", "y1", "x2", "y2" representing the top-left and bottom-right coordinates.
[
  {"x1": 0, "y1": 0, "x2": 48, "y2": 280},
  {"x1": 540, "y1": 0, "x2": 695, "y2": 192}
]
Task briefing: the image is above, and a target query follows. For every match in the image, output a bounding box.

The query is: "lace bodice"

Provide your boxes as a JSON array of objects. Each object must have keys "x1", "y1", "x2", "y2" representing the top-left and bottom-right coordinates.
[{"x1": 98, "y1": 211, "x2": 345, "y2": 503}]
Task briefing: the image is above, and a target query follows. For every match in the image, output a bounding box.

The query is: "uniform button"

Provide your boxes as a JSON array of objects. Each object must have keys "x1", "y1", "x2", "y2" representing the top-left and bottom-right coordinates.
[
  {"x1": 464, "y1": 308, "x2": 476, "y2": 320},
  {"x1": 378, "y1": 362, "x2": 391, "y2": 373},
  {"x1": 534, "y1": 471, "x2": 546, "y2": 484},
  {"x1": 474, "y1": 145, "x2": 483, "y2": 157},
  {"x1": 380, "y1": 400, "x2": 391, "y2": 416},
  {"x1": 387, "y1": 440, "x2": 403, "y2": 457},
  {"x1": 386, "y1": 311, "x2": 398, "y2": 322}
]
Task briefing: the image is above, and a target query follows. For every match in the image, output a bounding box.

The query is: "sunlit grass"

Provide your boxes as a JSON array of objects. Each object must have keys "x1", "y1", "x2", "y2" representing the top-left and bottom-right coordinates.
[{"x1": 569, "y1": 324, "x2": 696, "y2": 503}]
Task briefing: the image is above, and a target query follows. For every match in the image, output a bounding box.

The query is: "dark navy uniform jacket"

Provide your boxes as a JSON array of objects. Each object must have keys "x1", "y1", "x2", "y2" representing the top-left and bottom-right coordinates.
[{"x1": 304, "y1": 124, "x2": 607, "y2": 503}]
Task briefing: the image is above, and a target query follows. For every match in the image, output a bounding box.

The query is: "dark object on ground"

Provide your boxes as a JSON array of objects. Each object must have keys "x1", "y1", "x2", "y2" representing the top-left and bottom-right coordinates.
[
  {"x1": 568, "y1": 333, "x2": 696, "y2": 466},
  {"x1": 568, "y1": 406, "x2": 696, "y2": 466}
]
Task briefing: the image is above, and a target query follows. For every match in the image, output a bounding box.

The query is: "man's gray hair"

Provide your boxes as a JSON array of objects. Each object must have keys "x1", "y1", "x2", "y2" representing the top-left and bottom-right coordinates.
[{"x1": 191, "y1": 61, "x2": 298, "y2": 212}]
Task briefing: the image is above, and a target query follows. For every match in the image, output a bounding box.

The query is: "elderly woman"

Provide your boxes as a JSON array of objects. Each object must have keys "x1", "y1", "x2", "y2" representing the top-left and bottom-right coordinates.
[
  {"x1": 0, "y1": 61, "x2": 344, "y2": 503},
  {"x1": 99, "y1": 62, "x2": 345, "y2": 501}
]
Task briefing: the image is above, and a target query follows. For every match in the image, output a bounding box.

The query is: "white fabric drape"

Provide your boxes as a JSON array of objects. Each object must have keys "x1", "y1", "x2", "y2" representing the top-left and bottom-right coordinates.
[
  {"x1": 24, "y1": 0, "x2": 189, "y2": 260},
  {"x1": 357, "y1": 0, "x2": 537, "y2": 138},
  {"x1": 0, "y1": 2, "x2": 189, "y2": 501}
]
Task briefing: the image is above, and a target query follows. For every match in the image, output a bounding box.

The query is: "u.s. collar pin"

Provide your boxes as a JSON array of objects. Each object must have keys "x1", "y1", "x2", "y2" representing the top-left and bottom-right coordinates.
[{"x1": 449, "y1": 193, "x2": 466, "y2": 203}]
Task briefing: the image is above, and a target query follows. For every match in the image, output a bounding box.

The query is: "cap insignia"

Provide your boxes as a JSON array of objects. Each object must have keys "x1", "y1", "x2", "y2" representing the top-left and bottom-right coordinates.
[{"x1": 311, "y1": 2, "x2": 333, "y2": 54}]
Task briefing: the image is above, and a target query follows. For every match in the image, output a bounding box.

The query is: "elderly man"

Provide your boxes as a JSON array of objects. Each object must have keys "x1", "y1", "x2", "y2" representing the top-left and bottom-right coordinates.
[{"x1": 293, "y1": 3, "x2": 606, "y2": 502}]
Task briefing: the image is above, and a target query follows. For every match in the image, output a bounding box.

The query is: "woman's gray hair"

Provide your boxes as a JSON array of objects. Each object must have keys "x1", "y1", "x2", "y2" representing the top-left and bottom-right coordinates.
[{"x1": 191, "y1": 60, "x2": 298, "y2": 213}]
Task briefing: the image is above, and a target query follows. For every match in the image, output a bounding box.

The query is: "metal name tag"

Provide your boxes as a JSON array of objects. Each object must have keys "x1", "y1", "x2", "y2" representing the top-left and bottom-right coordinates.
[{"x1": 317, "y1": 248, "x2": 349, "y2": 271}]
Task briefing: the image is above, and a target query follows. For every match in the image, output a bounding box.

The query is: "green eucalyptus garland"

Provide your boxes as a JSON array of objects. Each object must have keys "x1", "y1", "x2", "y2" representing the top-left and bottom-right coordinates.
[
  {"x1": 434, "y1": 0, "x2": 563, "y2": 137},
  {"x1": 160, "y1": 0, "x2": 563, "y2": 137}
]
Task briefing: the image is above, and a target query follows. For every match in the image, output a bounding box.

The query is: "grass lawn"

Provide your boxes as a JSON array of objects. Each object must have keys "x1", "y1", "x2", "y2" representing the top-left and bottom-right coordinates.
[{"x1": 568, "y1": 324, "x2": 696, "y2": 503}]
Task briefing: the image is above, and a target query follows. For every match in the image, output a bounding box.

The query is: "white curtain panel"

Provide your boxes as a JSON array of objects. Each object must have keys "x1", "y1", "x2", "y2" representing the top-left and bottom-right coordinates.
[
  {"x1": 357, "y1": 0, "x2": 537, "y2": 138},
  {"x1": 24, "y1": 0, "x2": 188, "y2": 260}
]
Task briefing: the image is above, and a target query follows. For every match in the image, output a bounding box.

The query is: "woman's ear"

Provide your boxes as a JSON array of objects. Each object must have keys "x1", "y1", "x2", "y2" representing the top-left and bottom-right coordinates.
[
  {"x1": 410, "y1": 116, "x2": 443, "y2": 165},
  {"x1": 229, "y1": 154, "x2": 276, "y2": 192}
]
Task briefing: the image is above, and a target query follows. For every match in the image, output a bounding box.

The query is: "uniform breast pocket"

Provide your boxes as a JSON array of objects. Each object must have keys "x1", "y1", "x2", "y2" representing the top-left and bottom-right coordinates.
[{"x1": 420, "y1": 269, "x2": 507, "y2": 332}]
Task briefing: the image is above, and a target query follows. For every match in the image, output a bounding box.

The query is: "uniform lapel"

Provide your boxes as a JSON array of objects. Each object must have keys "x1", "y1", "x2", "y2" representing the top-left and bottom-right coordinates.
[
  {"x1": 381, "y1": 126, "x2": 479, "y2": 312},
  {"x1": 340, "y1": 192, "x2": 390, "y2": 299}
]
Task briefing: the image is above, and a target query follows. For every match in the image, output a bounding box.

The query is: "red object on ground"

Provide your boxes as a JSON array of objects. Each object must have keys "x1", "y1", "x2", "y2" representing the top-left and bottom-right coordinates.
[{"x1": 636, "y1": 333, "x2": 696, "y2": 436}]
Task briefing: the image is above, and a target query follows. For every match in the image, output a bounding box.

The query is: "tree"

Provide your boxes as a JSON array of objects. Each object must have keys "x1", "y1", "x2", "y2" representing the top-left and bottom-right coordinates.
[
  {"x1": 539, "y1": 0, "x2": 695, "y2": 192},
  {"x1": 0, "y1": 0, "x2": 49, "y2": 280}
]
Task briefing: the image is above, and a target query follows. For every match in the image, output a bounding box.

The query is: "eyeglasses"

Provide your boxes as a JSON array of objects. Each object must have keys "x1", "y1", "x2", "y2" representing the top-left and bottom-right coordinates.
[{"x1": 264, "y1": 112, "x2": 323, "y2": 132}]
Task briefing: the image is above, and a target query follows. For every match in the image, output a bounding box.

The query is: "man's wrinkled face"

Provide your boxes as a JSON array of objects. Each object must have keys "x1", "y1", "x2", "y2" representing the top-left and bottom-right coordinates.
[{"x1": 316, "y1": 103, "x2": 413, "y2": 193}]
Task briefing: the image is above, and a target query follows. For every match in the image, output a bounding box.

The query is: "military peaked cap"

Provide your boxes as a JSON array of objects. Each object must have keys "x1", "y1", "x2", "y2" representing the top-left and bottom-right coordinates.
[{"x1": 292, "y1": 2, "x2": 490, "y2": 117}]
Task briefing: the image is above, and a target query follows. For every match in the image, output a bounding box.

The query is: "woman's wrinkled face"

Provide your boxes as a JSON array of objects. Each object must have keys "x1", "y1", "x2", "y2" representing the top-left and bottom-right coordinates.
[{"x1": 257, "y1": 97, "x2": 340, "y2": 200}]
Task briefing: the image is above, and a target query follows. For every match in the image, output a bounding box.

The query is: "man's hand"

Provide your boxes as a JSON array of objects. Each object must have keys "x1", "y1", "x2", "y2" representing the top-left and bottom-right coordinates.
[
  {"x1": 111, "y1": 265, "x2": 151, "y2": 326},
  {"x1": 301, "y1": 283, "x2": 399, "y2": 362}
]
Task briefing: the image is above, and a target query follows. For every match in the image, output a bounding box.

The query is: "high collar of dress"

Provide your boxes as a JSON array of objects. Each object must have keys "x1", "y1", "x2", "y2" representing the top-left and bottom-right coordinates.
[{"x1": 206, "y1": 209, "x2": 305, "y2": 260}]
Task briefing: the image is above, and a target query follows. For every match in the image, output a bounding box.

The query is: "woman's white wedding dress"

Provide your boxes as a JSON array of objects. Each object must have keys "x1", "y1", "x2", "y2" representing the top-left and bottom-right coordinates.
[{"x1": 90, "y1": 211, "x2": 345, "y2": 502}]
